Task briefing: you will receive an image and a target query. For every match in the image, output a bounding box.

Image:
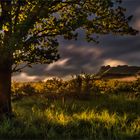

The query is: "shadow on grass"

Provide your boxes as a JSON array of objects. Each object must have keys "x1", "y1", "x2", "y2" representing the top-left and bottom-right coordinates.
[
  {"x1": 0, "y1": 115, "x2": 139, "y2": 140},
  {"x1": 90, "y1": 94, "x2": 140, "y2": 116},
  {"x1": 47, "y1": 93, "x2": 140, "y2": 117},
  {"x1": 13, "y1": 93, "x2": 140, "y2": 117}
]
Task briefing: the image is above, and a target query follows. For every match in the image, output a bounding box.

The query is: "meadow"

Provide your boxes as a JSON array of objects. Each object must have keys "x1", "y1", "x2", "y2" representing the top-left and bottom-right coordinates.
[{"x1": 0, "y1": 75, "x2": 140, "y2": 139}]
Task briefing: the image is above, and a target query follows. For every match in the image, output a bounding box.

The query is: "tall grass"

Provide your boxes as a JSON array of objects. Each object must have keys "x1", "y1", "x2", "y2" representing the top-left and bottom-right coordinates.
[
  {"x1": 0, "y1": 93, "x2": 139, "y2": 139},
  {"x1": 0, "y1": 76, "x2": 139, "y2": 139}
]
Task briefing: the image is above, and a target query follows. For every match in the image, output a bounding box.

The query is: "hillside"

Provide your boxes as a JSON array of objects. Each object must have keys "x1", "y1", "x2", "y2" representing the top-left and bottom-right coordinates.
[{"x1": 97, "y1": 65, "x2": 140, "y2": 78}]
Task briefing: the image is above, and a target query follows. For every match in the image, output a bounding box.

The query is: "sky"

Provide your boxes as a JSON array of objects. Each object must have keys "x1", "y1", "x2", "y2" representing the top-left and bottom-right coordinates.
[{"x1": 13, "y1": 0, "x2": 140, "y2": 81}]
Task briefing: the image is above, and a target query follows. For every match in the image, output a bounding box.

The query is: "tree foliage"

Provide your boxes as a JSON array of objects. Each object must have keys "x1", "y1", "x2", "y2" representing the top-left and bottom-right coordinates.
[{"x1": 0, "y1": 0, "x2": 138, "y2": 72}]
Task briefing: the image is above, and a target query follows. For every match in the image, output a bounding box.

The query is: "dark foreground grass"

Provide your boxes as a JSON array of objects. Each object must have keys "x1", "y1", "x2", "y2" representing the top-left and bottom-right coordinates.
[{"x1": 0, "y1": 93, "x2": 139, "y2": 140}]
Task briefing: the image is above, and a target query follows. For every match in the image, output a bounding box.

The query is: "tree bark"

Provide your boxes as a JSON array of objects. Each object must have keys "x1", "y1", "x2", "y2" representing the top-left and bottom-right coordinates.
[{"x1": 0, "y1": 63, "x2": 12, "y2": 118}]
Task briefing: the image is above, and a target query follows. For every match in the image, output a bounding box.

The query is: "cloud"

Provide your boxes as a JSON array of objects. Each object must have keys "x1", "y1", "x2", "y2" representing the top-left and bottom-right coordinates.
[
  {"x1": 13, "y1": 73, "x2": 38, "y2": 82},
  {"x1": 134, "y1": 19, "x2": 140, "y2": 29},
  {"x1": 46, "y1": 58, "x2": 70, "y2": 71}
]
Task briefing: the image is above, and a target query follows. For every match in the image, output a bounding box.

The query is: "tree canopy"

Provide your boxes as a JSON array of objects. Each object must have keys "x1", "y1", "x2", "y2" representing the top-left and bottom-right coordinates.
[
  {"x1": 0, "y1": 0, "x2": 138, "y2": 72},
  {"x1": 0, "y1": 0, "x2": 139, "y2": 118}
]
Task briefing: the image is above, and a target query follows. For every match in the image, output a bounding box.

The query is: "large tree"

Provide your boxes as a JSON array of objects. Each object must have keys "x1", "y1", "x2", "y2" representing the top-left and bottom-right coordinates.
[{"x1": 0, "y1": 0, "x2": 138, "y2": 117}]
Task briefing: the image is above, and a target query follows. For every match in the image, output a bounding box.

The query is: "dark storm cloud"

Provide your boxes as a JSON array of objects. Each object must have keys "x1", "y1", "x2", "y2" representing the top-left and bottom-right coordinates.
[
  {"x1": 22, "y1": 45, "x2": 103, "y2": 78},
  {"x1": 99, "y1": 35, "x2": 140, "y2": 58},
  {"x1": 13, "y1": 0, "x2": 140, "y2": 81}
]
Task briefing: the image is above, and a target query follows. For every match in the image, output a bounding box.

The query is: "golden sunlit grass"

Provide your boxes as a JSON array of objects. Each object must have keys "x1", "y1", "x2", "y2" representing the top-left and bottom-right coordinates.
[
  {"x1": 2, "y1": 93, "x2": 137, "y2": 139},
  {"x1": 0, "y1": 76, "x2": 140, "y2": 139}
]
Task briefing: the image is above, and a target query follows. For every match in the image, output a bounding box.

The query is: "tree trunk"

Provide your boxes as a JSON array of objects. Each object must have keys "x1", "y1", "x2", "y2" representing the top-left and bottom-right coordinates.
[{"x1": 0, "y1": 63, "x2": 12, "y2": 118}]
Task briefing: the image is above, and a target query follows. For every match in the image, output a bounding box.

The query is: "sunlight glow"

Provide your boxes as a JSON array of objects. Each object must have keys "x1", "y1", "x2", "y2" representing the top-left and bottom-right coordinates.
[
  {"x1": 103, "y1": 59, "x2": 127, "y2": 66},
  {"x1": 12, "y1": 73, "x2": 37, "y2": 82}
]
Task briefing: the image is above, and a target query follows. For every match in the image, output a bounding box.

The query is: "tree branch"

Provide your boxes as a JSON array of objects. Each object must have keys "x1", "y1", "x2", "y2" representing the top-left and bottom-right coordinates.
[{"x1": 12, "y1": 62, "x2": 32, "y2": 73}]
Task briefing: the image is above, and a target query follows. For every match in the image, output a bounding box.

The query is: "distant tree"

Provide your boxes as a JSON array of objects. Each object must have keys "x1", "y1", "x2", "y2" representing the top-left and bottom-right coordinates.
[{"x1": 0, "y1": 0, "x2": 138, "y2": 117}]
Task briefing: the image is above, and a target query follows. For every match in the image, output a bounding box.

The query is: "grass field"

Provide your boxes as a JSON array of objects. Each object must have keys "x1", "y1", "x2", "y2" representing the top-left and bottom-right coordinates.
[{"x1": 0, "y1": 76, "x2": 140, "y2": 139}]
